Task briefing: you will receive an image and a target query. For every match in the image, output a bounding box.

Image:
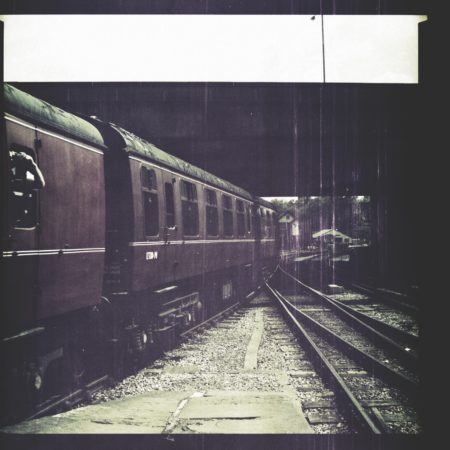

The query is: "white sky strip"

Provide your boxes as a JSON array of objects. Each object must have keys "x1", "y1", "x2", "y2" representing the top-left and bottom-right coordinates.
[
  {"x1": 323, "y1": 15, "x2": 426, "y2": 83},
  {"x1": 1, "y1": 15, "x2": 427, "y2": 83}
]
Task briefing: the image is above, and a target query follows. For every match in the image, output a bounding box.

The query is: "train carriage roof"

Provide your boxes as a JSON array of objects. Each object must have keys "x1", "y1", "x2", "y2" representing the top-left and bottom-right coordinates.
[
  {"x1": 109, "y1": 122, "x2": 253, "y2": 201},
  {"x1": 3, "y1": 84, "x2": 259, "y2": 203},
  {"x1": 3, "y1": 84, "x2": 105, "y2": 148},
  {"x1": 256, "y1": 197, "x2": 277, "y2": 211}
]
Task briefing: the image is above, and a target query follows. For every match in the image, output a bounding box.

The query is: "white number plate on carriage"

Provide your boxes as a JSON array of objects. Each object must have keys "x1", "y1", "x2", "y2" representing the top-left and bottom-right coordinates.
[{"x1": 146, "y1": 251, "x2": 158, "y2": 260}]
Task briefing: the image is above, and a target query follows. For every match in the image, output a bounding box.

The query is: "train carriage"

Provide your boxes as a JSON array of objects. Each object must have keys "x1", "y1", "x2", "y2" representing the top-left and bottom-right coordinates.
[
  {"x1": 1, "y1": 83, "x2": 279, "y2": 423},
  {"x1": 257, "y1": 198, "x2": 279, "y2": 271},
  {"x1": 88, "y1": 119, "x2": 265, "y2": 366},
  {"x1": 1, "y1": 84, "x2": 107, "y2": 418}
]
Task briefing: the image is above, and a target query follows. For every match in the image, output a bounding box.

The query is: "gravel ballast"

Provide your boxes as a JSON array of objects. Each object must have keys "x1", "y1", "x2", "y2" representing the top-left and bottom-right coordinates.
[
  {"x1": 90, "y1": 293, "x2": 419, "y2": 434},
  {"x1": 90, "y1": 295, "x2": 351, "y2": 433}
]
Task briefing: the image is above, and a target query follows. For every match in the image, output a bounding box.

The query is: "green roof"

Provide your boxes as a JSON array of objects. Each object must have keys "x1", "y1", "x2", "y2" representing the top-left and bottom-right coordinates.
[
  {"x1": 3, "y1": 84, "x2": 272, "y2": 206},
  {"x1": 257, "y1": 197, "x2": 277, "y2": 210},
  {"x1": 110, "y1": 123, "x2": 253, "y2": 201},
  {"x1": 3, "y1": 84, "x2": 105, "y2": 148}
]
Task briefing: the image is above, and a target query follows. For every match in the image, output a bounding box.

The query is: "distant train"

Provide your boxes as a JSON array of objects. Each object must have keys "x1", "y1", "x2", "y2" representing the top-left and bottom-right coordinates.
[{"x1": 1, "y1": 84, "x2": 279, "y2": 421}]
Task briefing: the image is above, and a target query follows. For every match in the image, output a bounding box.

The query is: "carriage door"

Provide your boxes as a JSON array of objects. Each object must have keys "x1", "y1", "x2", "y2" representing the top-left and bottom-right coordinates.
[
  {"x1": 253, "y1": 204, "x2": 262, "y2": 282},
  {"x1": 4, "y1": 137, "x2": 44, "y2": 334},
  {"x1": 161, "y1": 172, "x2": 179, "y2": 282}
]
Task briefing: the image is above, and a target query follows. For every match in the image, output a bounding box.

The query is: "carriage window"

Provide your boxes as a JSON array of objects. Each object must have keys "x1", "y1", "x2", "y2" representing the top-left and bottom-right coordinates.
[
  {"x1": 259, "y1": 208, "x2": 265, "y2": 237},
  {"x1": 265, "y1": 211, "x2": 271, "y2": 238},
  {"x1": 141, "y1": 166, "x2": 157, "y2": 190},
  {"x1": 222, "y1": 280, "x2": 233, "y2": 300},
  {"x1": 246, "y1": 205, "x2": 252, "y2": 234},
  {"x1": 236, "y1": 199, "x2": 246, "y2": 237},
  {"x1": 222, "y1": 195, "x2": 234, "y2": 237},
  {"x1": 9, "y1": 147, "x2": 45, "y2": 229},
  {"x1": 165, "y1": 182, "x2": 175, "y2": 228},
  {"x1": 141, "y1": 167, "x2": 159, "y2": 236},
  {"x1": 205, "y1": 189, "x2": 218, "y2": 236},
  {"x1": 181, "y1": 180, "x2": 199, "y2": 236}
]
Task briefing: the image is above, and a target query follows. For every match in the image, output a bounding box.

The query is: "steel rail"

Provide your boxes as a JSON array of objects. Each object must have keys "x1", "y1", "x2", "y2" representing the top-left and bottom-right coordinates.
[
  {"x1": 265, "y1": 281, "x2": 382, "y2": 433},
  {"x1": 270, "y1": 273, "x2": 418, "y2": 398},
  {"x1": 284, "y1": 259, "x2": 419, "y2": 316},
  {"x1": 180, "y1": 278, "x2": 269, "y2": 339},
  {"x1": 281, "y1": 263, "x2": 419, "y2": 349},
  {"x1": 278, "y1": 266, "x2": 419, "y2": 371},
  {"x1": 324, "y1": 295, "x2": 418, "y2": 349},
  {"x1": 24, "y1": 374, "x2": 112, "y2": 422},
  {"x1": 348, "y1": 281, "x2": 419, "y2": 317},
  {"x1": 283, "y1": 261, "x2": 419, "y2": 347},
  {"x1": 179, "y1": 302, "x2": 240, "y2": 339},
  {"x1": 278, "y1": 287, "x2": 418, "y2": 397},
  {"x1": 14, "y1": 279, "x2": 271, "y2": 426},
  {"x1": 20, "y1": 298, "x2": 241, "y2": 423}
]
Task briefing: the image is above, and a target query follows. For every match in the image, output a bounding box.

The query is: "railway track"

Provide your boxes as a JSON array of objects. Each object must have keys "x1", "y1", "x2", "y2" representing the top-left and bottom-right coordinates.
[
  {"x1": 277, "y1": 266, "x2": 419, "y2": 373},
  {"x1": 26, "y1": 293, "x2": 354, "y2": 434},
  {"x1": 16, "y1": 298, "x2": 249, "y2": 426},
  {"x1": 24, "y1": 375, "x2": 112, "y2": 423},
  {"x1": 334, "y1": 269, "x2": 419, "y2": 309},
  {"x1": 337, "y1": 279, "x2": 419, "y2": 318},
  {"x1": 180, "y1": 301, "x2": 244, "y2": 340},
  {"x1": 5, "y1": 283, "x2": 420, "y2": 434},
  {"x1": 284, "y1": 262, "x2": 420, "y2": 349},
  {"x1": 265, "y1": 269, "x2": 420, "y2": 434}
]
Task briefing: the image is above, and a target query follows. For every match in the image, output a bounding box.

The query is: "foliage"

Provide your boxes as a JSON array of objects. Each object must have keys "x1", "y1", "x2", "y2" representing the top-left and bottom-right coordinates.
[{"x1": 274, "y1": 196, "x2": 371, "y2": 244}]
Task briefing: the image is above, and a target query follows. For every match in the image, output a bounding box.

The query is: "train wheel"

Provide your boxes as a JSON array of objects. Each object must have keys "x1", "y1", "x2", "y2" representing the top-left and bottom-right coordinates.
[
  {"x1": 26, "y1": 363, "x2": 44, "y2": 392},
  {"x1": 22, "y1": 361, "x2": 45, "y2": 413},
  {"x1": 124, "y1": 324, "x2": 146, "y2": 373}
]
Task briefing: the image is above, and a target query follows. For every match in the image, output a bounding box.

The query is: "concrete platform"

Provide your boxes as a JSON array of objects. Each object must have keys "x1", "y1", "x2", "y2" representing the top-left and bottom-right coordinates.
[{"x1": 2, "y1": 390, "x2": 312, "y2": 434}]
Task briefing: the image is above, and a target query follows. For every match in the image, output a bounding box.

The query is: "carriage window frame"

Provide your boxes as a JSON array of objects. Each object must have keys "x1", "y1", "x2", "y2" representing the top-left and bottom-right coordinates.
[
  {"x1": 246, "y1": 205, "x2": 252, "y2": 234},
  {"x1": 271, "y1": 212, "x2": 277, "y2": 238},
  {"x1": 141, "y1": 166, "x2": 160, "y2": 237},
  {"x1": 164, "y1": 182, "x2": 176, "y2": 228},
  {"x1": 266, "y1": 211, "x2": 271, "y2": 238},
  {"x1": 9, "y1": 145, "x2": 43, "y2": 230},
  {"x1": 236, "y1": 199, "x2": 246, "y2": 237},
  {"x1": 222, "y1": 280, "x2": 233, "y2": 301},
  {"x1": 205, "y1": 188, "x2": 219, "y2": 237},
  {"x1": 222, "y1": 194, "x2": 234, "y2": 237},
  {"x1": 181, "y1": 180, "x2": 199, "y2": 237},
  {"x1": 259, "y1": 207, "x2": 265, "y2": 237}
]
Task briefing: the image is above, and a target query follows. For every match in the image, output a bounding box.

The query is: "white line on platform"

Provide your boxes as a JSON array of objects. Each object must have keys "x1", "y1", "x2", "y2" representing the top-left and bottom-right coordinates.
[{"x1": 163, "y1": 391, "x2": 205, "y2": 434}]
